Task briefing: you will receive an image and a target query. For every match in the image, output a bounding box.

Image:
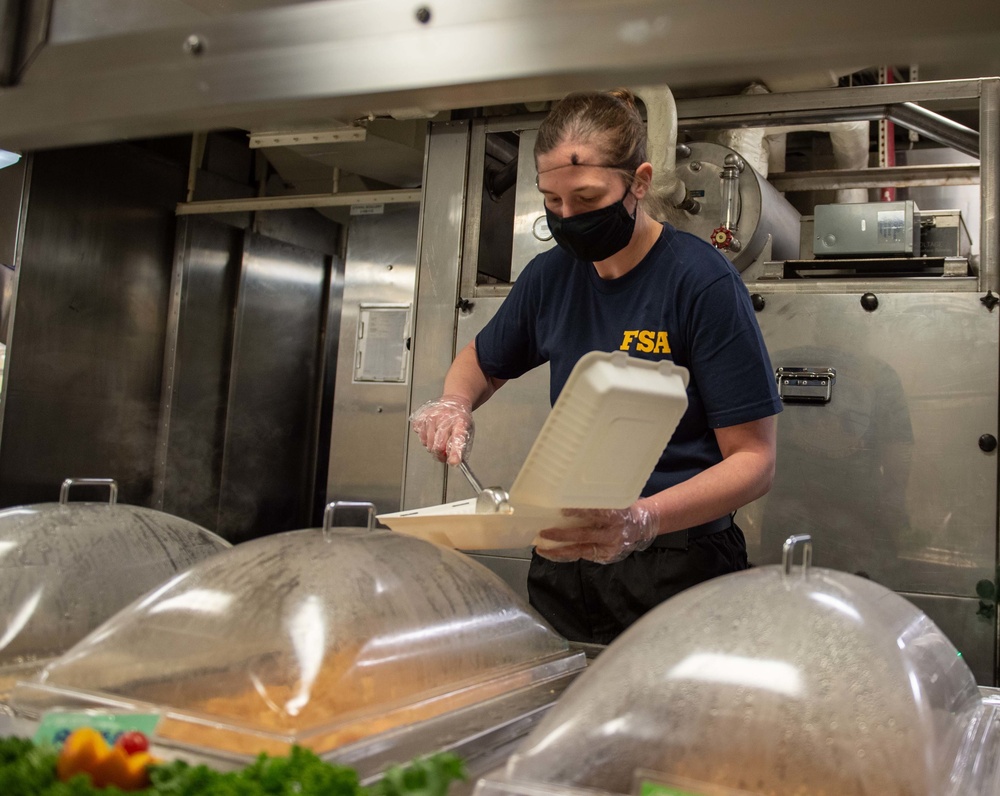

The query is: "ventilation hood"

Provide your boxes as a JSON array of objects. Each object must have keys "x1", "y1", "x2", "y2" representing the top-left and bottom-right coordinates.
[{"x1": 0, "y1": 0, "x2": 998, "y2": 151}]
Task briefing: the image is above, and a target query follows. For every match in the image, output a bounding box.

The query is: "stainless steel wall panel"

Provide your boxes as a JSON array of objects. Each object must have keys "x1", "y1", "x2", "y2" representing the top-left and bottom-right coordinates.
[
  {"x1": 217, "y1": 232, "x2": 329, "y2": 541},
  {"x1": 403, "y1": 120, "x2": 469, "y2": 510},
  {"x1": 0, "y1": 143, "x2": 185, "y2": 507},
  {"x1": 741, "y1": 292, "x2": 998, "y2": 601},
  {"x1": 254, "y1": 207, "x2": 341, "y2": 259},
  {"x1": 327, "y1": 203, "x2": 418, "y2": 516},
  {"x1": 155, "y1": 209, "x2": 341, "y2": 539},
  {"x1": 155, "y1": 216, "x2": 243, "y2": 529}
]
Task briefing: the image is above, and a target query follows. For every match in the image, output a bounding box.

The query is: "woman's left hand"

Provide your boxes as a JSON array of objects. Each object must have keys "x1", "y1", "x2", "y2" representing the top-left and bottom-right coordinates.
[{"x1": 536, "y1": 501, "x2": 659, "y2": 564}]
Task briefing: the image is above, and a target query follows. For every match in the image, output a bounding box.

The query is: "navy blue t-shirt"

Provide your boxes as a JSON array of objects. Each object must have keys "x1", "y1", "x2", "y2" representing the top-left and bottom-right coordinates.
[{"x1": 475, "y1": 223, "x2": 782, "y2": 497}]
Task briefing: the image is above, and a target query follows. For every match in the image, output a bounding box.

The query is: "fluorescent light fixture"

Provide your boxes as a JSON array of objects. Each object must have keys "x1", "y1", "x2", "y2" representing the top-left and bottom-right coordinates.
[{"x1": 0, "y1": 150, "x2": 21, "y2": 169}]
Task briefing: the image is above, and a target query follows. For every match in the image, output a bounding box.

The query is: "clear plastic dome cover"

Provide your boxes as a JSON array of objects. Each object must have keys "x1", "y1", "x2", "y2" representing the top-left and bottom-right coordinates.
[
  {"x1": 0, "y1": 482, "x2": 229, "y2": 697},
  {"x1": 10, "y1": 526, "x2": 581, "y2": 758},
  {"x1": 483, "y1": 545, "x2": 987, "y2": 796}
]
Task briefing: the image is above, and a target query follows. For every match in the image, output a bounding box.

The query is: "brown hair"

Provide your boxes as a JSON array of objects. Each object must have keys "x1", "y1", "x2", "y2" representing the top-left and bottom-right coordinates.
[{"x1": 534, "y1": 89, "x2": 647, "y2": 175}]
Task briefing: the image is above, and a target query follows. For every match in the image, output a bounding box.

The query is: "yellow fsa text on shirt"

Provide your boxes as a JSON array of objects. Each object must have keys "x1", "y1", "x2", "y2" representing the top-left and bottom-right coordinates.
[{"x1": 619, "y1": 330, "x2": 671, "y2": 354}]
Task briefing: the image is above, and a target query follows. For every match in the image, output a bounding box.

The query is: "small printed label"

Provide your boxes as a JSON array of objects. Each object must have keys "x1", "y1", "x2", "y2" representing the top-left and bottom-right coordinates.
[
  {"x1": 689, "y1": 190, "x2": 706, "y2": 197},
  {"x1": 877, "y1": 209, "x2": 905, "y2": 244},
  {"x1": 350, "y1": 203, "x2": 386, "y2": 216},
  {"x1": 34, "y1": 712, "x2": 160, "y2": 748}
]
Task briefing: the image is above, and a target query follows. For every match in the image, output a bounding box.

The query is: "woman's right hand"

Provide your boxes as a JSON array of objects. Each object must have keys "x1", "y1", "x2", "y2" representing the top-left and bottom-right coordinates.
[{"x1": 410, "y1": 394, "x2": 475, "y2": 466}]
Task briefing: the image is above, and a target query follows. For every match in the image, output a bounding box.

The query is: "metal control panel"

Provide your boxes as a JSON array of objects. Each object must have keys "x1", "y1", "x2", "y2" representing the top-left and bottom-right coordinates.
[{"x1": 814, "y1": 201, "x2": 920, "y2": 257}]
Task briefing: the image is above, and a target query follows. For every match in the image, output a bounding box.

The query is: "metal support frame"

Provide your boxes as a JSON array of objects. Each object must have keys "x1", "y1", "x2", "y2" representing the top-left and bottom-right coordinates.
[
  {"x1": 678, "y1": 99, "x2": 979, "y2": 159},
  {"x1": 982, "y1": 79, "x2": 1000, "y2": 298},
  {"x1": 176, "y1": 188, "x2": 422, "y2": 215},
  {"x1": 249, "y1": 128, "x2": 367, "y2": 149},
  {"x1": 768, "y1": 163, "x2": 979, "y2": 192}
]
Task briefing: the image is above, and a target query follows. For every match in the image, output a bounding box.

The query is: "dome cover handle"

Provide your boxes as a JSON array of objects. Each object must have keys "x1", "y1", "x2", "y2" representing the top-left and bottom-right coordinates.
[
  {"x1": 781, "y1": 534, "x2": 812, "y2": 578},
  {"x1": 59, "y1": 478, "x2": 119, "y2": 507},
  {"x1": 323, "y1": 500, "x2": 376, "y2": 537}
]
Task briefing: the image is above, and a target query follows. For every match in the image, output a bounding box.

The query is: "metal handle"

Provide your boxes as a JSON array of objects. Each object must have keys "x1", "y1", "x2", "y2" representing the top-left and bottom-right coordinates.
[
  {"x1": 782, "y1": 534, "x2": 813, "y2": 577},
  {"x1": 775, "y1": 366, "x2": 836, "y2": 404},
  {"x1": 458, "y1": 460, "x2": 484, "y2": 494},
  {"x1": 60, "y1": 478, "x2": 118, "y2": 506},
  {"x1": 322, "y1": 500, "x2": 376, "y2": 537}
]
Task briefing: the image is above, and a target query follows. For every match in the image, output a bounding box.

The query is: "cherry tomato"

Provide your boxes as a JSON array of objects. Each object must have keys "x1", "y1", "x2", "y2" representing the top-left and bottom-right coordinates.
[{"x1": 114, "y1": 730, "x2": 150, "y2": 756}]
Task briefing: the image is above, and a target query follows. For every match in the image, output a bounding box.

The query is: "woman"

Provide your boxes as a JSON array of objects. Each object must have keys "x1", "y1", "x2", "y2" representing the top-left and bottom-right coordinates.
[{"x1": 412, "y1": 89, "x2": 781, "y2": 645}]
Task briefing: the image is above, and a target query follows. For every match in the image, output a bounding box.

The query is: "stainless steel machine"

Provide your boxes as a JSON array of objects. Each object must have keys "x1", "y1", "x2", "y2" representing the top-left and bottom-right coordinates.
[{"x1": 403, "y1": 77, "x2": 1000, "y2": 685}]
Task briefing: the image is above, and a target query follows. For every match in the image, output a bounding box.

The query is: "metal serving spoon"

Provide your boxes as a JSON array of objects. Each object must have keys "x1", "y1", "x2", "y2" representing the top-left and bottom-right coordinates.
[{"x1": 458, "y1": 459, "x2": 511, "y2": 514}]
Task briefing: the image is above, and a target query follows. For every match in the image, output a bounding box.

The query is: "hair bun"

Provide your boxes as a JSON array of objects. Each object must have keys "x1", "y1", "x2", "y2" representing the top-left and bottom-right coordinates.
[{"x1": 608, "y1": 88, "x2": 639, "y2": 111}]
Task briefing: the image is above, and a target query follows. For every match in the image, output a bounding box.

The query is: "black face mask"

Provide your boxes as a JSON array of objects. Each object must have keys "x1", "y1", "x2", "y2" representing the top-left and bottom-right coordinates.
[{"x1": 545, "y1": 187, "x2": 636, "y2": 262}]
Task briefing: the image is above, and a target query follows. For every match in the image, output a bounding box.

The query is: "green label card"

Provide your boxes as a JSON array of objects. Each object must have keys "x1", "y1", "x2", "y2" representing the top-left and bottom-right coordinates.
[
  {"x1": 33, "y1": 711, "x2": 160, "y2": 748},
  {"x1": 640, "y1": 781, "x2": 704, "y2": 796}
]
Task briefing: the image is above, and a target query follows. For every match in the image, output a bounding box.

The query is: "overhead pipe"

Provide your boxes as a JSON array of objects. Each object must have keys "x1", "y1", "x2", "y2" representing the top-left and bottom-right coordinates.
[
  {"x1": 485, "y1": 134, "x2": 519, "y2": 201},
  {"x1": 486, "y1": 158, "x2": 519, "y2": 200},
  {"x1": 888, "y1": 102, "x2": 980, "y2": 160}
]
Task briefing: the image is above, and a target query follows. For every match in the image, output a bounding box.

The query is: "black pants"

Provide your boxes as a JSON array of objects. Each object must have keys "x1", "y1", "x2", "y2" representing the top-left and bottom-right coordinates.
[{"x1": 527, "y1": 523, "x2": 749, "y2": 645}]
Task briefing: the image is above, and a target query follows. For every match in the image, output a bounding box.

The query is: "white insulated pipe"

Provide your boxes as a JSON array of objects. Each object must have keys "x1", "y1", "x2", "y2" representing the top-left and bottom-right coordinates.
[
  {"x1": 762, "y1": 121, "x2": 870, "y2": 203},
  {"x1": 712, "y1": 82, "x2": 871, "y2": 203},
  {"x1": 632, "y1": 85, "x2": 687, "y2": 208}
]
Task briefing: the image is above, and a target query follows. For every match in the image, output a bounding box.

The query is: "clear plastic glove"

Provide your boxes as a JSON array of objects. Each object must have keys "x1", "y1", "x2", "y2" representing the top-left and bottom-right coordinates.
[
  {"x1": 409, "y1": 394, "x2": 474, "y2": 466},
  {"x1": 535, "y1": 501, "x2": 659, "y2": 564}
]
